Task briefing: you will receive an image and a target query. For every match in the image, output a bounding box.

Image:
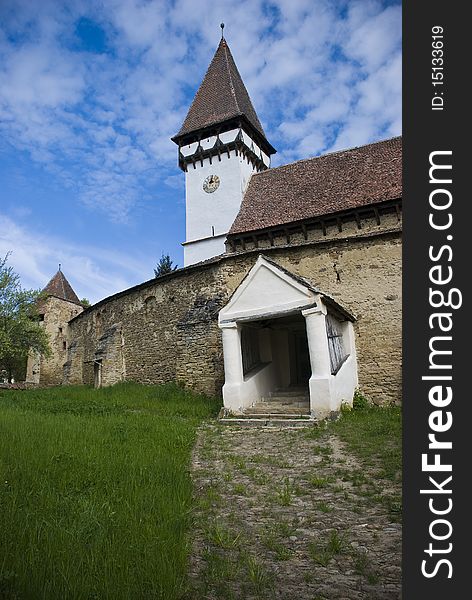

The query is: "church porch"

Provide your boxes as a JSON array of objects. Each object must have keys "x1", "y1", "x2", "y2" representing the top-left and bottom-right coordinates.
[{"x1": 218, "y1": 256, "x2": 358, "y2": 420}]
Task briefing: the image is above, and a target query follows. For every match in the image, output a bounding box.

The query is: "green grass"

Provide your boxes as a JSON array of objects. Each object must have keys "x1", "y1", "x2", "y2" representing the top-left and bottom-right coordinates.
[
  {"x1": 308, "y1": 529, "x2": 350, "y2": 566},
  {"x1": 308, "y1": 475, "x2": 332, "y2": 489},
  {"x1": 260, "y1": 531, "x2": 294, "y2": 561},
  {"x1": 275, "y1": 478, "x2": 295, "y2": 506},
  {"x1": 206, "y1": 523, "x2": 242, "y2": 549},
  {"x1": 0, "y1": 382, "x2": 220, "y2": 600},
  {"x1": 330, "y1": 404, "x2": 402, "y2": 521},
  {"x1": 331, "y1": 405, "x2": 402, "y2": 482}
]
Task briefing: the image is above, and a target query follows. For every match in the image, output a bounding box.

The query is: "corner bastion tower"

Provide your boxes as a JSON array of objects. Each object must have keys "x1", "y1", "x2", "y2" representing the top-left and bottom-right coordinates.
[
  {"x1": 172, "y1": 29, "x2": 276, "y2": 266},
  {"x1": 26, "y1": 269, "x2": 83, "y2": 385}
]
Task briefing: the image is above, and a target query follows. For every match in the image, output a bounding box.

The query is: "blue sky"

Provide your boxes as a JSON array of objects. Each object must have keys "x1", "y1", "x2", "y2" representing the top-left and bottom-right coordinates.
[{"x1": 0, "y1": 0, "x2": 401, "y2": 304}]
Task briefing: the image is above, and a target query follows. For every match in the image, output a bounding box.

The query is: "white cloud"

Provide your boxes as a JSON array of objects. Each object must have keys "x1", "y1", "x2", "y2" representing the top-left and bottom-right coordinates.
[
  {"x1": 0, "y1": 0, "x2": 402, "y2": 221},
  {"x1": 0, "y1": 214, "x2": 151, "y2": 303},
  {"x1": 342, "y1": 2, "x2": 401, "y2": 70}
]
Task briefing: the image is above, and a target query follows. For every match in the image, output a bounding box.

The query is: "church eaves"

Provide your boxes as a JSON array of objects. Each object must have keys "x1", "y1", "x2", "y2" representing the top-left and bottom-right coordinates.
[
  {"x1": 228, "y1": 136, "x2": 402, "y2": 236},
  {"x1": 172, "y1": 38, "x2": 268, "y2": 144},
  {"x1": 42, "y1": 270, "x2": 82, "y2": 306}
]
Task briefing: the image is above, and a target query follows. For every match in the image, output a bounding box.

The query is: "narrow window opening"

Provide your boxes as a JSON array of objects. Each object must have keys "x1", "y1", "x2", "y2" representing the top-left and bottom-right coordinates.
[
  {"x1": 94, "y1": 359, "x2": 102, "y2": 388},
  {"x1": 241, "y1": 326, "x2": 261, "y2": 375},
  {"x1": 62, "y1": 341, "x2": 67, "y2": 350}
]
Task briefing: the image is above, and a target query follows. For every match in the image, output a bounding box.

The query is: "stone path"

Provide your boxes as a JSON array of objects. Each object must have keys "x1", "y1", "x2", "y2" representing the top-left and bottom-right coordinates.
[{"x1": 185, "y1": 424, "x2": 401, "y2": 600}]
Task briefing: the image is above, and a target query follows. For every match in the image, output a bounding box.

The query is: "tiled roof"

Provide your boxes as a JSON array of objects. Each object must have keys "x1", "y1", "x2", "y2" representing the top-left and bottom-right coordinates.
[
  {"x1": 42, "y1": 270, "x2": 82, "y2": 305},
  {"x1": 174, "y1": 38, "x2": 266, "y2": 140},
  {"x1": 229, "y1": 136, "x2": 402, "y2": 236}
]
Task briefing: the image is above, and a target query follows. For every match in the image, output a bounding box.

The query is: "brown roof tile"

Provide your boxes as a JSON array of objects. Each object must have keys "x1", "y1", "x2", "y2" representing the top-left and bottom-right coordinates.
[
  {"x1": 174, "y1": 38, "x2": 266, "y2": 141},
  {"x1": 42, "y1": 270, "x2": 82, "y2": 305},
  {"x1": 229, "y1": 136, "x2": 402, "y2": 235}
]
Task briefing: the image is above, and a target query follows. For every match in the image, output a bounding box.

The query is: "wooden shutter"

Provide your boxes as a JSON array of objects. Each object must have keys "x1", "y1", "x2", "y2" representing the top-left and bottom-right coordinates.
[{"x1": 326, "y1": 313, "x2": 347, "y2": 374}]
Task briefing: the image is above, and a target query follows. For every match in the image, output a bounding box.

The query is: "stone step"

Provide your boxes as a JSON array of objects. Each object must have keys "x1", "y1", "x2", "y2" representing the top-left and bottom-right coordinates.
[
  {"x1": 269, "y1": 388, "x2": 309, "y2": 398},
  {"x1": 261, "y1": 396, "x2": 309, "y2": 405},
  {"x1": 219, "y1": 417, "x2": 316, "y2": 428},
  {"x1": 247, "y1": 404, "x2": 309, "y2": 415},
  {"x1": 242, "y1": 412, "x2": 310, "y2": 419}
]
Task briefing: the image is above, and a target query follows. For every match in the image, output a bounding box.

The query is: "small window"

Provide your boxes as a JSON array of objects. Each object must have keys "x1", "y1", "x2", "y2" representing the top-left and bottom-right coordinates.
[
  {"x1": 326, "y1": 313, "x2": 348, "y2": 375},
  {"x1": 59, "y1": 327, "x2": 63, "y2": 334},
  {"x1": 38, "y1": 314, "x2": 45, "y2": 322},
  {"x1": 63, "y1": 341, "x2": 67, "y2": 350},
  {"x1": 144, "y1": 296, "x2": 156, "y2": 314}
]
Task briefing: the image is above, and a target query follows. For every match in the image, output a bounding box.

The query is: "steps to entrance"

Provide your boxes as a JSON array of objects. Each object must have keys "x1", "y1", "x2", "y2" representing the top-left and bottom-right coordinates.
[
  {"x1": 218, "y1": 417, "x2": 316, "y2": 428},
  {"x1": 248, "y1": 404, "x2": 310, "y2": 415},
  {"x1": 218, "y1": 387, "x2": 315, "y2": 427},
  {"x1": 268, "y1": 387, "x2": 309, "y2": 397}
]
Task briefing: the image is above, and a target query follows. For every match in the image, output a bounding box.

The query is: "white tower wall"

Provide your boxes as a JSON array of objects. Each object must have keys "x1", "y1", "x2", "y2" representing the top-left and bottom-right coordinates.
[{"x1": 182, "y1": 129, "x2": 268, "y2": 266}]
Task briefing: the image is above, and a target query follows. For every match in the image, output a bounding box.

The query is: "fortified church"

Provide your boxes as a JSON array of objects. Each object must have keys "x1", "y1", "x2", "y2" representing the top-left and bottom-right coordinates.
[{"x1": 26, "y1": 34, "x2": 402, "y2": 420}]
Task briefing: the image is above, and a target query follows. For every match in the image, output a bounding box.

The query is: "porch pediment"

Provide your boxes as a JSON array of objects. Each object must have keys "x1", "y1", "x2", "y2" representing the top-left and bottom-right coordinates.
[{"x1": 219, "y1": 255, "x2": 318, "y2": 323}]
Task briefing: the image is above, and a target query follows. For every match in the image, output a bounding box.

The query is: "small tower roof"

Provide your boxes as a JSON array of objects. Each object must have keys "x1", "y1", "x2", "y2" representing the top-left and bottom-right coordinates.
[
  {"x1": 173, "y1": 37, "x2": 271, "y2": 149},
  {"x1": 42, "y1": 270, "x2": 82, "y2": 306}
]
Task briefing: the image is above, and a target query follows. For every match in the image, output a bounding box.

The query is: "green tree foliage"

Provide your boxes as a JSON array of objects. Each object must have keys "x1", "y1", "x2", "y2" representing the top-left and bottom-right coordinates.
[
  {"x1": 0, "y1": 254, "x2": 50, "y2": 382},
  {"x1": 80, "y1": 298, "x2": 91, "y2": 307},
  {"x1": 154, "y1": 254, "x2": 178, "y2": 278}
]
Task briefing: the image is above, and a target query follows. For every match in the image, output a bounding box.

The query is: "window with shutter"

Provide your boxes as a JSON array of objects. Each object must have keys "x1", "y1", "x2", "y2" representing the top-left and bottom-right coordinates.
[{"x1": 326, "y1": 313, "x2": 348, "y2": 374}]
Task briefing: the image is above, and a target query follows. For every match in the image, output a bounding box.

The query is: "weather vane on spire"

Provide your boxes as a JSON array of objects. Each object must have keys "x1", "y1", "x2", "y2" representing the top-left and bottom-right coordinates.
[
  {"x1": 58, "y1": 263, "x2": 61, "y2": 272},
  {"x1": 220, "y1": 23, "x2": 225, "y2": 39}
]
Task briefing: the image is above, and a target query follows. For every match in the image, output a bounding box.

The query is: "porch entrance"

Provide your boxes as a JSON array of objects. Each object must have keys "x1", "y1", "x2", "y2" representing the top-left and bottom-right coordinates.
[
  {"x1": 218, "y1": 255, "x2": 358, "y2": 419},
  {"x1": 240, "y1": 312, "x2": 311, "y2": 396}
]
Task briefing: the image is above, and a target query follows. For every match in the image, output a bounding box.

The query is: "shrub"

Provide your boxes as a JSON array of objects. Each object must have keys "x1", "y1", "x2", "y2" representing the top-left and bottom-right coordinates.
[{"x1": 352, "y1": 388, "x2": 370, "y2": 410}]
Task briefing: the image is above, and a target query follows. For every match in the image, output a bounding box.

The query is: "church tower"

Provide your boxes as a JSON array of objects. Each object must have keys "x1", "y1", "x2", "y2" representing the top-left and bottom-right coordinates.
[
  {"x1": 172, "y1": 28, "x2": 276, "y2": 266},
  {"x1": 26, "y1": 268, "x2": 84, "y2": 385}
]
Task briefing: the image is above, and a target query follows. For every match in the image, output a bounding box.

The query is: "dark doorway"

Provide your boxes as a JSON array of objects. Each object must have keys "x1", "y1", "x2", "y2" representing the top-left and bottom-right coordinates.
[
  {"x1": 293, "y1": 329, "x2": 311, "y2": 385},
  {"x1": 94, "y1": 360, "x2": 102, "y2": 388}
]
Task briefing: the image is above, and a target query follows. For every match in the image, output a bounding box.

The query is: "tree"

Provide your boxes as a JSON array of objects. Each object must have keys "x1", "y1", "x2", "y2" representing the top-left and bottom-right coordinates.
[
  {"x1": 80, "y1": 298, "x2": 91, "y2": 307},
  {"x1": 0, "y1": 254, "x2": 50, "y2": 382},
  {"x1": 154, "y1": 254, "x2": 178, "y2": 278}
]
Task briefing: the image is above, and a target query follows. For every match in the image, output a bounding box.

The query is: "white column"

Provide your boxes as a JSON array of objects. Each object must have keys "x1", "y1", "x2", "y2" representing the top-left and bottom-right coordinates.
[
  {"x1": 303, "y1": 306, "x2": 331, "y2": 378},
  {"x1": 302, "y1": 303, "x2": 333, "y2": 419},
  {"x1": 220, "y1": 321, "x2": 244, "y2": 412}
]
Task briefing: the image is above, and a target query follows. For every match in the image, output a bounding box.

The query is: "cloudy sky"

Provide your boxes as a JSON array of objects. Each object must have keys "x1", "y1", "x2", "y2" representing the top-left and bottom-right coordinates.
[{"x1": 0, "y1": 0, "x2": 401, "y2": 304}]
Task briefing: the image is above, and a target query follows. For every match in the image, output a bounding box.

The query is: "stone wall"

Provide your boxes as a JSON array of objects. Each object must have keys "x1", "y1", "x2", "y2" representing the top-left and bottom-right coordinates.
[{"x1": 64, "y1": 212, "x2": 402, "y2": 405}]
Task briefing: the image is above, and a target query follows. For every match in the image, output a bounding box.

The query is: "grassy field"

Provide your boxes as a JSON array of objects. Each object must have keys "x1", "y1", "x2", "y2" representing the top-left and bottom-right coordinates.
[
  {"x1": 330, "y1": 403, "x2": 402, "y2": 482},
  {"x1": 0, "y1": 383, "x2": 220, "y2": 600}
]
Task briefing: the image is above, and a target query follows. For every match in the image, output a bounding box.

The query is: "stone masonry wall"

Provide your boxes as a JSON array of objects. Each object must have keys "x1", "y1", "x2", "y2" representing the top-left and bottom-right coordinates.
[
  {"x1": 65, "y1": 214, "x2": 402, "y2": 405},
  {"x1": 26, "y1": 296, "x2": 83, "y2": 385}
]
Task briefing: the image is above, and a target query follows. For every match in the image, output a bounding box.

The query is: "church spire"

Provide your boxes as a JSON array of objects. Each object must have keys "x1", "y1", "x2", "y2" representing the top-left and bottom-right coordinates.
[
  {"x1": 171, "y1": 34, "x2": 275, "y2": 157},
  {"x1": 42, "y1": 269, "x2": 82, "y2": 306},
  {"x1": 173, "y1": 32, "x2": 276, "y2": 267}
]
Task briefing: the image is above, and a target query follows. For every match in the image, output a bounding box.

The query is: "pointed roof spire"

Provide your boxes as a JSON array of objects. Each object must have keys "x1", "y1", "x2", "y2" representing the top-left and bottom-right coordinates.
[
  {"x1": 172, "y1": 34, "x2": 273, "y2": 152},
  {"x1": 42, "y1": 269, "x2": 82, "y2": 306}
]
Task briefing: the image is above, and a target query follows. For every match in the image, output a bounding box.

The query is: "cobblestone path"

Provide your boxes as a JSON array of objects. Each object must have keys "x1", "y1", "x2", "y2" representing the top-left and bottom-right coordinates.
[{"x1": 185, "y1": 424, "x2": 401, "y2": 600}]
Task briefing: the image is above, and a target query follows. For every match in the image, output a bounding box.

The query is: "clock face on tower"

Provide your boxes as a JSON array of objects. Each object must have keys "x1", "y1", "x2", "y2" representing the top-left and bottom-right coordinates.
[{"x1": 203, "y1": 174, "x2": 220, "y2": 193}]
